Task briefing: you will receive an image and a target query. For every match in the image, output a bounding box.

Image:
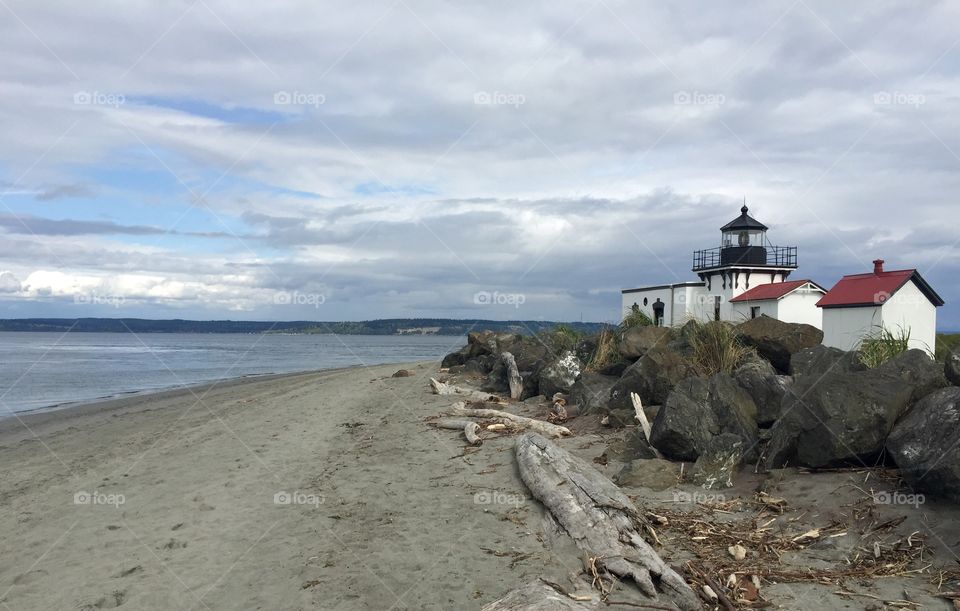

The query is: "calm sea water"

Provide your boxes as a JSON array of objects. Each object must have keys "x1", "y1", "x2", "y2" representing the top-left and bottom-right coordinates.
[{"x1": 0, "y1": 332, "x2": 463, "y2": 416}]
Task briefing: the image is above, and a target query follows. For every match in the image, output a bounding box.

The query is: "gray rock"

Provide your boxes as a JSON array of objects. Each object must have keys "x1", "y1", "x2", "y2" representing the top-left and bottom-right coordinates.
[
  {"x1": 649, "y1": 374, "x2": 758, "y2": 462},
  {"x1": 613, "y1": 458, "x2": 680, "y2": 490},
  {"x1": 568, "y1": 372, "x2": 618, "y2": 415},
  {"x1": 734, "y1": 358, "x2": 792, "y2": 427},
  {"x1": 441, "y1": 345, "x2": 469, "y2": 368},
  {"x1": 690, "y1": 433, "x2": 744, "y2": 489},
  {"x1": 618, "y1": 326, "x2": 673, "y2": 360},
  {"x1": 764, "y1": 350, "x2": 944, "y2": 469},
  {"x1": 538, "y1": 351, "x2": 582, "y2": 398},
  {"x1": 789, "y1": 344, "x2": 865, "y2": 378},
  {"x1": 609, "y1": 346, "x2": 696, "y2": 411},
  {"x1": 879, "y1": 349, "x2": 948, "y2": 402},
  {"x1": 735, "y1": 315, "x2": 823, "y2": 373},
  {"x1": 947, "y1": 348, "x2": 960, "y2": 386},
  {"x1": 887, "y1": 387, "x2": 960, "y2": 502},
  {"x1": 605, "y1": 428, "x2": 659, "y2": 461}
]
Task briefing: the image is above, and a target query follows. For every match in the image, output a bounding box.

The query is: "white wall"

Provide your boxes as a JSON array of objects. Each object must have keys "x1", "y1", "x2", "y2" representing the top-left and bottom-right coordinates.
[
  {"x1": 730, "y1": 300, "x2": 778, "y2": 323},
  {"x1": 880, "y1": 281, "x2": 937, "y2": 354},
  {"x1": 778, "y1": 291, "x2": 824, "y2": 328},
  {"x1": 700, "y1": 270, "x2": 783, "y2": 322},
  {"x1": 621, "y1": 284, "x2": 707, "y2": 326},
  {"x1": 822, "y1": 306, "x2": 881, "y2": 351}
]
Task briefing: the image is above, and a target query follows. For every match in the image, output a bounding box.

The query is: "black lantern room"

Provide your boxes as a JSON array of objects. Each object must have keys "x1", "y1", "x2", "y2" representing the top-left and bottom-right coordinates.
[{"x1": 692, "y1": 205, "x2": 797, "y2": 271}]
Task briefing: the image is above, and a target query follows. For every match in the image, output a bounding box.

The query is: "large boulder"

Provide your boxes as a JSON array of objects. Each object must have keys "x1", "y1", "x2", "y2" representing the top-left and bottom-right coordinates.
[
  {"x1": 466, "y1": 330, "x2": 521, "y2": 359},
  {"x1": 733, "y1": 357, "x2": 792, "y2": 427},
  {"x1": 947, "y1": 347, "x2": 960, "y2": 386},
  {"x1": 649, "y1": 374, "x2": 758, "y2": 462},
  {"x1": 789, "y1": 344, "x2": 865, "y2": 378},
  {"x1": 568, "y1": 372, "x2": 618, "y2": 415},
  {"x1": 605, "y1": 428, "x2": 659, "y2": 461},
  {"x1": 609, "y1": 346, "x2": 696, "y2": 411},
  {"x1": 441, "y1": 345, "x2": 470, "y2": 368},
  {"x1": 887, "y1": 387, "x2": 960, "y2": 501},
  {"x1": 765, "y1": 349, "x2": 946, "y2": 469},
  {"x1": 538, "y1": 351, "x2": 582, "y2": 398},
  {"x1": 736, "y1": 315, "x2": 823, "y2": 373},
  {"x1": 619, "y1": 326, "x2": 673, "y2": 360}
]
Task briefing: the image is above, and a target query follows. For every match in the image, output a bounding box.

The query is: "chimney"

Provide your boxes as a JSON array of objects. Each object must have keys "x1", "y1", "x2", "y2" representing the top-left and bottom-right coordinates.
[{"x1": 873, "y1": 259, "x2": 885, "y2": 274}]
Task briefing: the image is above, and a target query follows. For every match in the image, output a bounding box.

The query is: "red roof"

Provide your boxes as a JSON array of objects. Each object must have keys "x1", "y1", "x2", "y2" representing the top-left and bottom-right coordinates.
[
  {"x1": 816, "y1": 269, "x2": 944, "y2": 308},
  {"x1": 730, "y1": 280, "x2": 823, "y2": 303}
]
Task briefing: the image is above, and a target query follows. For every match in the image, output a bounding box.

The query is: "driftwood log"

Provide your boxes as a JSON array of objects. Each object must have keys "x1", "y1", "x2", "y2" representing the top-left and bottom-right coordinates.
[
  {"x1": 430, "y1": 378, "x2": 499, "y2": 402},
  {"x1": 480, "y1": 581, "x2": 594, "y2": 610},
  {"x1": 451, "y1": 402, "x2": 571, "y2": 438},
  {"x1": 498, "y1": 351, "x2": 524, "y2": 400},
  {"x1": 429, "y1": 417, "x2": 483, "y2": 446},
  {"x1": 515, "y1": 433, "x2": 699, "y2": 611}
]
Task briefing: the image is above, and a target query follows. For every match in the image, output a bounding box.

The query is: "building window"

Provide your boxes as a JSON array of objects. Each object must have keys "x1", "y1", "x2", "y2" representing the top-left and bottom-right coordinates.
[{"x1": 750, "y1": 306, "x2": 760, "y2": 319}]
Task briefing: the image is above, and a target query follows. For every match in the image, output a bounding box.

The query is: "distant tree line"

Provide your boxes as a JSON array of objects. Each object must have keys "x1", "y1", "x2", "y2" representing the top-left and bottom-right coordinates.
[{"x1": 0, "y1": 318, "x2": 608, "y2": 336}]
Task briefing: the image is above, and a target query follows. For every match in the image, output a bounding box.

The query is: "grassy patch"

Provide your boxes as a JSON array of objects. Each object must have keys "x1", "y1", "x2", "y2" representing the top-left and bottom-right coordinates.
[
  {"x1": 857, "y1": 326, "x2": 911, "y2": 368},
  {"x1": 687, "y1": 320, "x2": 753, "y2": 376},
  {"x1": 620, "y1": 309, "x2": 654, "y2": 330},
  {"x1": 935, "y1": 333, "x2": 960, "y2": 362},
  {"x1": 585, "y1": 328, "x2": 620, "y2": 371},
  {"x1": 538, "y1": 324, "x2": 582, "y2": 353}
]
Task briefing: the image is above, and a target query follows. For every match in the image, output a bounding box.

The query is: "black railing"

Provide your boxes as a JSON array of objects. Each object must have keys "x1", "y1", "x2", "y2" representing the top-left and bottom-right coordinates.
[{"x1": 692, "y1": 245, "x2": 797, "y2": 271}]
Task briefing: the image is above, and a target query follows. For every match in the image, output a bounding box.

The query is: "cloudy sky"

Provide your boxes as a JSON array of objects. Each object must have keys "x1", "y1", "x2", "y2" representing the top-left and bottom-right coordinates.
[{"x1": 1, "y1": 1, "x2": 959, "y2": 327}]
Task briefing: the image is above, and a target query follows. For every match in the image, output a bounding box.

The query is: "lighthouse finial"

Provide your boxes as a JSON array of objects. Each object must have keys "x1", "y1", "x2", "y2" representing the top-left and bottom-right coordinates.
[{"x1": 741, "y1": 197, "x2": 748, "y2": 215}]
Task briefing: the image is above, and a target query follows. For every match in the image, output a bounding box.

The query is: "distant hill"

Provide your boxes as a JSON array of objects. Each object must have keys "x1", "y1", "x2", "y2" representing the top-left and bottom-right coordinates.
[{"x1": 0, "y1": 318, "x2": 609, "y2": 336}]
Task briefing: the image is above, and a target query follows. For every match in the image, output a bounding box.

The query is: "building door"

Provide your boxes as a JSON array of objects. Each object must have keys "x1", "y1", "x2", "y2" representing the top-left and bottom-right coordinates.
[
  {"x1": 750, "y1": 306, "x2": 760, "y2": 319},
  {"x1": 714, "y1": 296, "x2": 721, "y2": 321}
]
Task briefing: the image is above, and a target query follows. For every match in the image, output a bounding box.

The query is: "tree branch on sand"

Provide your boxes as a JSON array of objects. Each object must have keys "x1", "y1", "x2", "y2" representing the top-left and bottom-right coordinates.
[
  {"x1": 428, "y1": 417, "x2": 482, "y2": 445},
  {"x1": 515, "y1": 433, "x2": 700, "y2": 610},
  {"x1": 449, "y1": 402, "x2": 571, "y2": 438}
]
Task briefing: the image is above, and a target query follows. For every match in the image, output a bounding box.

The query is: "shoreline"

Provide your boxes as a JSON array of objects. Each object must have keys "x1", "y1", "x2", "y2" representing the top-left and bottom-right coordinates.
[{"x1": 0, "y1": 365, "x2": 363, "y2": 430}]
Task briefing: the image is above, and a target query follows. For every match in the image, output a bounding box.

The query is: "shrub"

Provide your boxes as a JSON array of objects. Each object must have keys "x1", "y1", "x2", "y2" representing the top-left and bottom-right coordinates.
[
  {"x1": 687, "y1": 320, "x2": 752, "y2": 376},
  {"x1": 935, "y1": 333, "x2": 960, "y2": 362},
  {"x1": 858, "y1": 326, "x2": 911, "y2": 368},
  {"x1": 586, "y1": 328, "x2": 619, "y2": 371},
  {"x1": 620, "y1": 309, "x2": 653, "y2": 330},
  {"x1": 538, "y1": 324, "x2": 582, "y2": 354}
]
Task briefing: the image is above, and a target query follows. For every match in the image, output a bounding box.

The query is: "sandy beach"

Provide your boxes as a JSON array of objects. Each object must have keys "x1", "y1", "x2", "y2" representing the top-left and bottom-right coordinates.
[
  {"x1": 0, "y1": 361, "x2": 580, "y2": 610},
  {"x1": 3, "y1": 358, "x2": 960, "y2": 610}
]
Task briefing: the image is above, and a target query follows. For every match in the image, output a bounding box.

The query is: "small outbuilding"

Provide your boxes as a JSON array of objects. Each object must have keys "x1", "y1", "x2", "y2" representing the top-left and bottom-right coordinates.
[
  {"x1": 816, "y1": 259, "x2": 944, "y2": 352},
  {"x1": 729, "y1": 279, "x2": 826, "y2": 327}
]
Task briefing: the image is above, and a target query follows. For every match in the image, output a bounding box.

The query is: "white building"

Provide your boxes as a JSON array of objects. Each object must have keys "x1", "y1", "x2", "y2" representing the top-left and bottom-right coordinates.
[
  {"x1": 621, "y1": 205, "x2": 799, "y2": 325},
  {"x1": 729, "y1": 279, "x2": 826, "y2": 327},
  {"x1": 816, "y1": 259, "x2": 943, "y2": 353}
]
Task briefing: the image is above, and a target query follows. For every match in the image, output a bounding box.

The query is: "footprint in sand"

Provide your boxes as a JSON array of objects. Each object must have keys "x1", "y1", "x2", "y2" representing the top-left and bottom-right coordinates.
[
  {"x1": 75, "y1": 588, "x2": 127, "y2": 609},
  {"x1": 13, "y1": 569, "x2": 48, "y2": 585},
  {"x1": 160, "y1": 538, "x2": 187, "y2": 550}
]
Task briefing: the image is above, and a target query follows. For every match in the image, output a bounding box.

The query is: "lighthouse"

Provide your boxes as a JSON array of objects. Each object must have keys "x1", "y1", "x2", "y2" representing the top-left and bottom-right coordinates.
[
  {"x1": 621, "y1": 205, "x2": 802, "y2": 325},
  {"x1": 691, "y1": 205, "x2": 798, "y2": 321}
]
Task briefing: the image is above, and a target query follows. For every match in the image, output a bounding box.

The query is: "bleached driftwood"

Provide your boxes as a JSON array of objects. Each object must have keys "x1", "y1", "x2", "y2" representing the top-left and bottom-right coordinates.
[
  {"x1": 498, "y1": 351, "x2": 524, "y2": 400},
  {"x1": 430, "y1": 378, "x2": 499, "y2": 402},
  {"x1": 450, "y1": 402, "x2": 571, "y2": 438},
  {"x1": 429, "y1": 417, "x2": 483, "y2": 446},
  {"x1": 630, "y1": 392, "x2": 652, "y2": 442},
  {"x1": 515, "y1": 433, "x2": 699, "y2": 611},
  {"x1": 480, "y1": 581, "x2": 594, "y2": 610}
]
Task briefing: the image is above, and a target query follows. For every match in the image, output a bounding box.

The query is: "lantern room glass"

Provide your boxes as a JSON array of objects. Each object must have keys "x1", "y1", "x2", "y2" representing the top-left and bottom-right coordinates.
[{"x1": 722, "y1": 228, "x2": 765, "y2": 248}]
